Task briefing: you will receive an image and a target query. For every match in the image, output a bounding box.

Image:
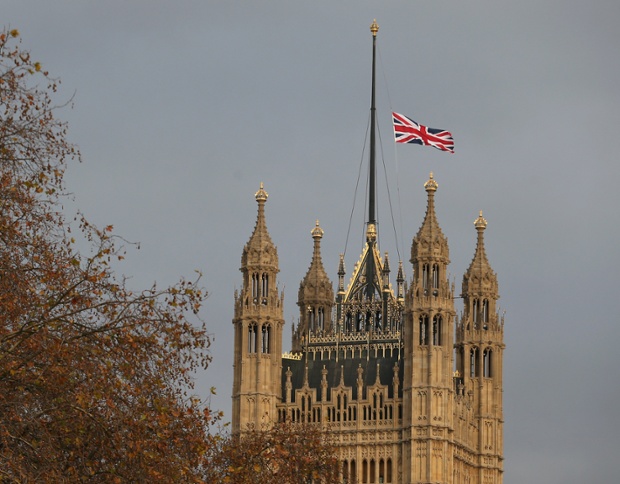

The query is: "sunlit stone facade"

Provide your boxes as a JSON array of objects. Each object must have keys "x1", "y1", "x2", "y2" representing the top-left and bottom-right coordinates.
[{"x1": 232, "y1": 175, "x2": 505, "y2": 484}]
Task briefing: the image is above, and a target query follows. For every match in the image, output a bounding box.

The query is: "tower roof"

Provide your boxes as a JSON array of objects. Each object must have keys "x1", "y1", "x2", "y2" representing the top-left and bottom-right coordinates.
[
  {"x1": 298, "y1": 220, "x2": 334, "y2": 305},
  {"x1": 462, "y1": 211, "x2": 498, "y2": 297},
  {"x1": 241, "y1": 183, "x2": 278, "y2": 271},
  {"x1": 411, "y1": 172, "x2": 449, "y2": 264}
]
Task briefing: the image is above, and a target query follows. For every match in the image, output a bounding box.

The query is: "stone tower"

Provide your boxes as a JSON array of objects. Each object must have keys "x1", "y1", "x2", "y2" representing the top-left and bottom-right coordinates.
[
  {"x1": 454, "y1": 211, "x2": 505, "y2": 483},
  {"x1": 231, "y1": 183, "x2": 284, "y2": 433},
  {"x1": 230, "y1": 21, "x2": 505, "y2": 484},
  {"x1": 293, "y1": 221, "x2": 335, "y2": 352},
  {"x1": 402, "y1": 173, "x2": 456, "y2": 483}
]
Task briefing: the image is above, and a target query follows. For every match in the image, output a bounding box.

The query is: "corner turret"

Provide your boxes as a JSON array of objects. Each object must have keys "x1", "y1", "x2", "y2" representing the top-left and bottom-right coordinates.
[{"x1": 293, "y1": 221, "x2": 334, "y2": 351}]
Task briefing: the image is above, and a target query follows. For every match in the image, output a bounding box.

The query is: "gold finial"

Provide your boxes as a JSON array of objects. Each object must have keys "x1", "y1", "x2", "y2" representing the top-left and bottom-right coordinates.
[
  {"x1": 370, "y1": 19, "x2": 379, "y2": 37},
  {"x1": 424, "y1": 172, "x2": 438, "y2": 192},
  {"x1": 255, "y1": 182, "x2": 268, "y2": 202},
  {"x1": 311, "y1": 219, "x2": 324, "y2": 239},
  {"x1": 474, "y1": 210, "x2": 488, "y2": 230}
]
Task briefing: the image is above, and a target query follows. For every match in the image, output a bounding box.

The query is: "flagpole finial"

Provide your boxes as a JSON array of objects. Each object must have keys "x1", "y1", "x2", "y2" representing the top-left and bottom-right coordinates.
[{"x1": 370, "y1": 19, "x2": 379, "y2": 37}]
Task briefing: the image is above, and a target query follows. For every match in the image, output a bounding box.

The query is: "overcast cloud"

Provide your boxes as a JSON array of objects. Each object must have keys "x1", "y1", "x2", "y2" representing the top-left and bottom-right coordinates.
[{"x1": 4, "y1": 2, "x2": 620, "y2": 482}]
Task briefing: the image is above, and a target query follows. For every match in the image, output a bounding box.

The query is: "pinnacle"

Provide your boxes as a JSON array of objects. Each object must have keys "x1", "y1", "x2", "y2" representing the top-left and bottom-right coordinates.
[{"x1": 411, "y1": 173, "x2": 448, "y2": 263}]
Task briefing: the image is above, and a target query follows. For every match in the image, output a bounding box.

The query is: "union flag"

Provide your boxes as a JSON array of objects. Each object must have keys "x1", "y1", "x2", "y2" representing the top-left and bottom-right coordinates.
[{"x1": 392, "y1": 112, "x2": 454, "y2": 153}]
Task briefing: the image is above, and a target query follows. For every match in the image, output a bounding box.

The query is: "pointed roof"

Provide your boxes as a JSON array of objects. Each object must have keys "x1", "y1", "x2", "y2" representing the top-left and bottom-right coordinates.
[
  {"x1": 343, "y1": 240, "x2": 385, "y2": 302},
  {"x1": 298, "y1": 220, "x2": 334, "y2": 304},
  {"x1": 462, "y1": 211, "x2": 498, "y2": 297},
  {"x1": 411, "y1": 172, "x2": 449, "y2": 264},
  {"x1": 241, "y1": 183, "x2": 278, "y2": 270}
]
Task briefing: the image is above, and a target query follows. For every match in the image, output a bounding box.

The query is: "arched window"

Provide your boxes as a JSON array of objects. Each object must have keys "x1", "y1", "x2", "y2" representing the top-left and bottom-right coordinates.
[
  {"x1": 251, "y1": 273, "x2": 259, "y2": 301},
  {"x1": 432, "y1": 315, "x2": 442, "y2": 346},
  {"x1": 470, "y1": 347, "x2": 479, "y2": 377},
  {"x1": 309, "y1": 308, "x2": 315, "y2": 332},
  {"x1": 432, "y1": 263, "x2": 439, "y2": 289},
  {"x1": 419, "y1": 315, "x2": 429, "y2": 345},
  {"x1": 483, "y1": 348, "x2": 492, "y2": 377},
  {"x1": 261, "y1": 324, "x2": 270, "y2": 353},
  {"x1": 375, "y1": 310, "x2": 382, "y2": 331},
  {"x1": 248, "y1": 323, "x2": 257, "y2": 353},
  {"x1": 422, "y1": 263, "x2": 429, "y2": 291},
  {"x1": 343, "y1": 460, "x2": 349, "y2": 483},
  {"x1": 261, "y1": 273, "x2": 269, "y2": 304},
  {"x1": 362, "y1": 459, "x2": 368, "y2": 483},
  {"x1": 370, "y1": 459, "x2": 376, "y2": 483},
  {"x1": 351, "y1": 460, "x2": 356, "y2": 483},
  {"x1": 318, "y1": 306, "x2": 324, "y2": 331},
  {"x1": 473, "y1": 299, "x2": 479, "y2": 326},
  {"x1": 483, "y1": 299, "x2": 489, "y2": 325},
  {"x1": 379, "y1": 459, "x2": 385, "y2": 483},
  {"x1": 387, "y1": 458, "x2": 392, "y2": 483}
]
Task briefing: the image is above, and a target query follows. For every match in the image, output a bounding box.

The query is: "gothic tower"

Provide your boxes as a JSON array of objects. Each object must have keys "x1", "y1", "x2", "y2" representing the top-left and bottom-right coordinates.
[
  {"x1": 293, "y1": 221, "x2": 335, "y2": 352},
  {"x1": 230, "y1": 21, "x2": 506, "y2": 484},
  {"x1": 455, "y1": 211, "x2": 504, "y2": 483},
  {"x1": 402, "y1": 173, "x2": 456, "y2": 484},
  {"x1": 232, "y1": 183, "x2": 285, "y2": 433}
]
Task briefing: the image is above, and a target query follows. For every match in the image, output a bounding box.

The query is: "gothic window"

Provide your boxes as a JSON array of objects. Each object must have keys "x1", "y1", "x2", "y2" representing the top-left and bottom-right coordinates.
[
  {"x1": 350, "y1": 460, "x2": 356, "y2": 483},
  {"x1": 419, "y1": 315, "x2": 429, "y2": 345},
  {"x1": 387, "y1": 458, "x2": 392, "y2": 482},
  {"x1": 370, "y1": 459, "x2": 376, "y2": 483},
  {"x1": 422, "y1": 263, "x2": 429, "y2": 291},
  {"x1": 251, "y1": 273, "x2": 259, "y2": 301},
  {"x1": 483, "y1": 299, "x2": 489, "y2": 326},
  {"x1": 470, "y1": 347, "x2": 479, "y2": 377},
  {"x1": 343, "y1": 461, "x2": 349, "y2": 484},
  {"x1": 356, "y1": 313, "x2": 363, "y2": 332},
  {"x1": 318, "y1": 306, "x2": 324, "y2": 331},
  {"x1": 483, "y1": 348, "x2": 492, "y2": 377},
  {"x1": 432, "y1": 263, "x2": 439, "y2": 289},
  {"x1": 379, "y1": 459, "x2": 385, "y2": 483},
  {"x1": 308, "y1": 307, "x2": 315, "y2": 332},
  {"x1": 432, "y1": 315, "x2": 442, "y2": 346},
  {"x1": 345, "y1": 312, "x2": 352, "y2": 332},
  {"x1": 473, "y1": 299, "x2": 480, "y2": 327},
  {"x1": 375, "y1": 310, "x2": 382, "y2": 331},
  {"x1": 248, "y1": 323, "x2": 257, "y2": 353},
  {"x1": 261, "y1": 324, "x2": 270, "y2": 353},
  {"x1": 362, "y1": 459, "x2": 368, "y2": 483},
  {"x1": 261, "y1": 273, "x2": 269, "y2": 304}
]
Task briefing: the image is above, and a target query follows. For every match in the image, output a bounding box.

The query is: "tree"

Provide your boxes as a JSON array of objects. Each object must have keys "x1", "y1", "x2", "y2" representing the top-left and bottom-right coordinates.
[
  {"x1": 204, "y1": 422, "x2": 340, "y2": 484},
  {"x1": 0, "y1": 28, "x2": 215, "y2": 482}
]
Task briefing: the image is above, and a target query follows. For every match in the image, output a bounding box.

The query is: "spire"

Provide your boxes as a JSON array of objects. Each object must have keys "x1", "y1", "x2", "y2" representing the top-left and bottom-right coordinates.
[
  {"x1": 337, "y1": 253, "x2": 346, "y2": 293},
  {"x1": 462, "y1": 211, "x2": 498, "y2": 298},
  {"x1": 295, "y1": 220, "x2": 335, "y2": 347},
  {"x1": 397, "y1": 260, "x2": 405, "y2": 300},
  {"x1": 241, "y1": 183, "x2": 278, "y2": 270},
  {"x1": 411, "y1": 172, "x2": 449, "y2": 264},
  {"x1": 298, "y1": 220, "x2": 333, "y2": 306}
]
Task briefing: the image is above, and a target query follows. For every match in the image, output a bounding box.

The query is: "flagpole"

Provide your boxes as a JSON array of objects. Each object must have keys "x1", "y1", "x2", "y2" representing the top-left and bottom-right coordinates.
[
  {"x1": 368, "y1": 19, "x2": 378, "y2": 229},
  {"x1": 364, "y1": 19, "x2": 379, "y2": 302}
]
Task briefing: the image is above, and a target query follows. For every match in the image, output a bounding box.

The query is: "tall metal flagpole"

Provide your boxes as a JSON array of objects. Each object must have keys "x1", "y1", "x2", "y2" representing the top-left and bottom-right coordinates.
[
  {"x1": 368, "y1": 19, "x2": 378, "y2": 228},
  {"x1": 365, "y1": 19, "x2": 379, "y2": 302}
]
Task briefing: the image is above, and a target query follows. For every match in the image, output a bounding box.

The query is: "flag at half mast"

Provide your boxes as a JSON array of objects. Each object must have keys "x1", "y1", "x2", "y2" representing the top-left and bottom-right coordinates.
[{"x1": 392, "y1": 112, "x2": 454, "y2": 153}]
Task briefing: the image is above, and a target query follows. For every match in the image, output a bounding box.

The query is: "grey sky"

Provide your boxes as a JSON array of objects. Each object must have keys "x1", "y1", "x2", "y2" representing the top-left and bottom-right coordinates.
[{"x1": 5, "y1": 2, "x2": 620, "y2": 482}]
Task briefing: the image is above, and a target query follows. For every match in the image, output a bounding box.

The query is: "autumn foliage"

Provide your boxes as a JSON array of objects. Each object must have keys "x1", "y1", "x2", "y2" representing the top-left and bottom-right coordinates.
[
  {"x1": 204, "y1": 422, "x2": 339, "y2": 484},
  {"x1": 0, "y1": 29, "x2": 214, "y2": 482},
  {"x1": 0, "y1": 28, "x2": 340, "y2": 483}
]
